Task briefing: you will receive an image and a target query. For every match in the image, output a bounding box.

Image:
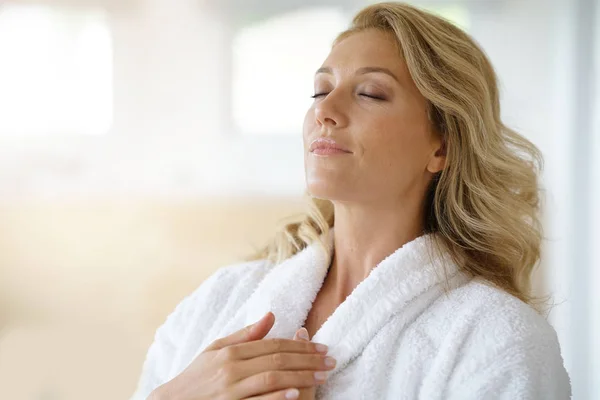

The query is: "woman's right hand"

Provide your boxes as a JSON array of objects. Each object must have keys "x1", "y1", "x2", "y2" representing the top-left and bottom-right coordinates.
[{"x1": 149, "y1": 312, "x2": 335, "y2": 400}]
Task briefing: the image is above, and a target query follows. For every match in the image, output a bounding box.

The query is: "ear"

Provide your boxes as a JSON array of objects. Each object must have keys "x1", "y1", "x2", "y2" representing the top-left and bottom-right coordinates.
[{"x1": 426, "y1": 137, "x2": 446, "y2": 174}]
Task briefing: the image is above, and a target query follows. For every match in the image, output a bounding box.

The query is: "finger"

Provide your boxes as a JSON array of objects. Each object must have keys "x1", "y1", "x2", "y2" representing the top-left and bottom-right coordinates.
[
  {"x1": 244, "y1": 388, "x2": 300, "y2": 400},
  {"x1": 232, "y1": 370, "x2": 327, "y2": 399},
  {"x1": 227, "y1": 351, "x2": 335, "y2": 384},
  {"x1": 294, "y1": 328, "x2": 309, "y2": 341},
  {"x1": 206, "y1": 312, "x2": 275, "y2": 351},
  {"x1": 226, "y1": 338, "x2": 328, "y2": 361}
]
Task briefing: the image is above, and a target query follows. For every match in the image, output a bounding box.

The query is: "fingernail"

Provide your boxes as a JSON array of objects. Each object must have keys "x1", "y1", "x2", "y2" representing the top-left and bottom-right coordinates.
[
  {"x1": 314, "y1": 371, "x2": 328, "y2": 382},
  {"x1": 298, "y1": 328, "x2": 309, "y2": 341},
  {"x1": 285, "y1": 389, "x2": 299, "y2": 399},
  {"x1": 324, "y1": 356, "x2": 336, "y2": 367},
  {"x1": 315, "y1": 343, "x2": 328, "y2": 353}
]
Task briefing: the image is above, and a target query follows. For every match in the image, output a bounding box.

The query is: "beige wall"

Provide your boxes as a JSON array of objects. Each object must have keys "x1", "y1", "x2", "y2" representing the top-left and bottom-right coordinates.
[{"x1": 0, "y1": 198, "x2": 304, "y2": 400}]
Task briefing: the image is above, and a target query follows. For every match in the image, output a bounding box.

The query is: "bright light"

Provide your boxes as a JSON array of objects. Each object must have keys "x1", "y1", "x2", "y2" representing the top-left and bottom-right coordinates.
[
  {"x1": 0, "y1": 4, "x2": 113, "y2": 136},
  {"x1": 232, "y1": 7, "x2": 348, "y2": 136}
]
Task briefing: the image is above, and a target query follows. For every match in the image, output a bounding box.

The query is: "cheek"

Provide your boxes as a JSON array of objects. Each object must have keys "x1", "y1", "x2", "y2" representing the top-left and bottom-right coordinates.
[
  {"x1": 363, "y1": 114, "x2": 406, "y2": 156},
  {"x1": 363, "y1": 114, "x2": 430, "y2": 174}
]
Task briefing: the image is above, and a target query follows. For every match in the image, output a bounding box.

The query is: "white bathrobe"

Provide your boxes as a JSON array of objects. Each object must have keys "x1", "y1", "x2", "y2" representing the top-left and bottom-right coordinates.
[{"x1": 131, "y1": 233, "x2": 571, "y2": 399}]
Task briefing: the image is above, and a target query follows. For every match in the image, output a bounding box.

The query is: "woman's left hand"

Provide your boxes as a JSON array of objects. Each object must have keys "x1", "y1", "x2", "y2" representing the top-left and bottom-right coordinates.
[{"x1": 293, "y1": 328, "x2": 318, "y2": 400}]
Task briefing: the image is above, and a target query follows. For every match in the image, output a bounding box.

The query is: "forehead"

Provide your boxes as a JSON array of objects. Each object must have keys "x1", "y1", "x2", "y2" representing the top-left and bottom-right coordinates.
[
  {"x1": 322, "y1": 29, "x2": 405, "y2": 76},
  {"x1": 319, "y1": 28, "x2": 428, "y2": 112}
]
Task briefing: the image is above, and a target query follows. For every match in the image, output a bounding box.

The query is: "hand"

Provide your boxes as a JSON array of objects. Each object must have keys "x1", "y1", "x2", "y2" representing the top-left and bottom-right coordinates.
[
  {"x1": 150, "y1": 312, "x2": 336, "y2": 400},
  {"x1": 292, "y1": 328, "x2": 318, "y2": 400}
]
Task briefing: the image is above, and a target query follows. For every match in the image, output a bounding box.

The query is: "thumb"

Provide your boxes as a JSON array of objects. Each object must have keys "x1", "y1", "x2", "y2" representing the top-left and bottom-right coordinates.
[{"x1": 206, "y1": 312, "x2": 275, "y2": 351}]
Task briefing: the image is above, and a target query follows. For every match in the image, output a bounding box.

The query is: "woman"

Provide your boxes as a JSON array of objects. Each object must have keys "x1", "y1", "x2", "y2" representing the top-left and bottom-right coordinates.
[{"x1": 133, "y1": 2, "x2": 571, "y2": 399}]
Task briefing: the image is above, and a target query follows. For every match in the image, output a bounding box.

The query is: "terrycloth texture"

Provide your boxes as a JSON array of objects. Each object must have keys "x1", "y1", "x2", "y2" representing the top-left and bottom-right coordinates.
[{"x1": 131, "y1": 233, "x2": 571, "y2": 399}]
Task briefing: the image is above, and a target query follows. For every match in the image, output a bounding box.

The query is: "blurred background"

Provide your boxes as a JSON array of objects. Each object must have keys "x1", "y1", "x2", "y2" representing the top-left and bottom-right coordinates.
[{"x1": 0, "y1": 0, "x2": 597, "y2": 399}]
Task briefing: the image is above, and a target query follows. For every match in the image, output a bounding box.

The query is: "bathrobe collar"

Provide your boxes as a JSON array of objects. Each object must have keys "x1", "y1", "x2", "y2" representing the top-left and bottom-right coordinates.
[{"x1": 215, "y1": 230, "x2": 464, "y2": 374}]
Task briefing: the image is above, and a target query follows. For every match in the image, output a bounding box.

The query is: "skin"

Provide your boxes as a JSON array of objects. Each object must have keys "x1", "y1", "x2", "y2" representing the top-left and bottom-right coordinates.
[
  {"x1": 303, "y1": 28, "x2": 446, "y2": 325},
  {"x1": 150, "y1": 313, "x2": 334, "y2": 400},
  {"x1": 151, "y1": 28, "x2": 445, "y2": 400},
  {"x1": 298, "y1": 29, "x2": 445, "y2": 398}
]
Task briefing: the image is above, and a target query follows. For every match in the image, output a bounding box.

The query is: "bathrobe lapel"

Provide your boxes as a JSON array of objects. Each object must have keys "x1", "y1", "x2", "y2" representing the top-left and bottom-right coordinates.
[{"x1": 209, "y1": 232, "x2": 464, "y2": 376}]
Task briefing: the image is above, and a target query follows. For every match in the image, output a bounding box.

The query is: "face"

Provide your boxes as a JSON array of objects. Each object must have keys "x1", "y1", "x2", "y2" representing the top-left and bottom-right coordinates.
[{"x1": 303, "y1": 29, "x2": 445, "y2": 205}]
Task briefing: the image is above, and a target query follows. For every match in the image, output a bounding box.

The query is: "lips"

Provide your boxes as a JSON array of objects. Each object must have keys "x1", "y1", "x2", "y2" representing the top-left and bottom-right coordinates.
[{"x1": 309, "y1": 138, "x2": 352, "y2": 155}]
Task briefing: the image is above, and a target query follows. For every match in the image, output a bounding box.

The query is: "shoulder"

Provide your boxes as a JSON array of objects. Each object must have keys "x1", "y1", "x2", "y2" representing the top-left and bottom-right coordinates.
[
  {"x1": 438, "y1": 278, "x2": 558, "y2": 345},
  {"x1": 422, "y1": 278, "x2": 562, "y2": 355},
  {"x1": 179, "y1": 258, "x2": 275, "y2": 314},
  {"x1": 203, "y1": 258, "x2": 274, "y2": 289},
  {"x1": 154, "y1": 258, "x2": 274, "y2": 344},
  {"x1": 131, "y1": 259, "x2": 275, "y2": 399},
  {"x1": 417, "y1": 278, "x2": 570, "y2": 397}
]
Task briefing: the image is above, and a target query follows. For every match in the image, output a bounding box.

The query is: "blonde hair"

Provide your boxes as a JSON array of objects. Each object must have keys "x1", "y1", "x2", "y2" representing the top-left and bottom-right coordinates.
[{"x1": 251, "y1": 2, "x2": 544, "y2": 306}]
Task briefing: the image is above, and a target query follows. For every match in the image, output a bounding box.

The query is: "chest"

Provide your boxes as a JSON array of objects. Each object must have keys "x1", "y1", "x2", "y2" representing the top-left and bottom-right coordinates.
[
  {"x1": 302, "y1": 285, "x2": 342, "y2": 339},
  {"x1": 314, "y1": 316, "x2": 442, "y2": 400}
]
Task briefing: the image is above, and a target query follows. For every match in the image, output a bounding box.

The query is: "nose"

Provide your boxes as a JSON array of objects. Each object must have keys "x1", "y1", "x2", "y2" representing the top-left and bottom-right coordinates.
[{"x1": 314, "y1": 91, "x2": 348, "y2": 128}]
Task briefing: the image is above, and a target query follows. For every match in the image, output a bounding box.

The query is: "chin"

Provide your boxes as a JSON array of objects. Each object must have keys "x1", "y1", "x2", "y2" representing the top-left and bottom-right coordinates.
[
  {"x1": 304, "y1": 161, "x2": 355, "y2": 201},
  {"x1": 306, "y1": 179, "x2": 348, "y2": 202}
]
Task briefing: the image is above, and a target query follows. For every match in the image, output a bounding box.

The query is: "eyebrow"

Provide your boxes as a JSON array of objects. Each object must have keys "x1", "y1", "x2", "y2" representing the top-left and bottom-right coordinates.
[{"x1": 315, "y1": 66, "x2": 400, "y2": 83}]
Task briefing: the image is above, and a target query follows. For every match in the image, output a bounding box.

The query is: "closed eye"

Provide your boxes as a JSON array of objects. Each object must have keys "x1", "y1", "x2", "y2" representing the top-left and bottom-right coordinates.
[
  {"x1": 360, "y1": 93, "x2": 386, "y2": 100},
  {"x1": 311, "y1": 93, "x2": 385, "y2": 100}
]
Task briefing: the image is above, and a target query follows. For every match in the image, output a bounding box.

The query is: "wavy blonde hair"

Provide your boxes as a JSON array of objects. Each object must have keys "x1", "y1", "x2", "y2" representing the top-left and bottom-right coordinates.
[{"x1": 251, "y1": 2, "x2": 544, "y2": 305}]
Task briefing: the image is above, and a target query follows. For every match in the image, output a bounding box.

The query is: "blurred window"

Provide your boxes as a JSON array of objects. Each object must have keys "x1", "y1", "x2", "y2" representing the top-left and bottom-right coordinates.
[
  {"x1": 0, "y1": 4, "x2": 112, "y2": 136},
  {"x1": 232, "y1": 7, "x2": 347, "y2": 136},
  {"x1": 232, "y1": 3, "x2": 469, "y2": 136}
]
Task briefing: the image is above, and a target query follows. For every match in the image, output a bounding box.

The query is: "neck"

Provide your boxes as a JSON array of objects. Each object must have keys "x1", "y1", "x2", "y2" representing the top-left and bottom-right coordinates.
[{"x1": 326, "y1": 198, "x2": 425, "y2": 302}]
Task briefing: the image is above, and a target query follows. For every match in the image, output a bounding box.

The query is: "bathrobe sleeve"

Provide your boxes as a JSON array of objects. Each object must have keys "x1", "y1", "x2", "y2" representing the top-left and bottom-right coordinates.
[
  {"x1": 447, "y1": 336, "x2": 571, "y2": 399},
  {"x1": 129, "y1": 267, "x2": 232, "y2": 400}
]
